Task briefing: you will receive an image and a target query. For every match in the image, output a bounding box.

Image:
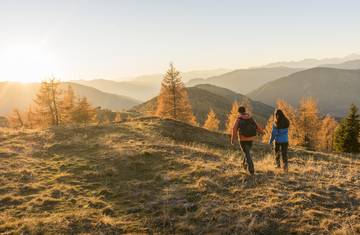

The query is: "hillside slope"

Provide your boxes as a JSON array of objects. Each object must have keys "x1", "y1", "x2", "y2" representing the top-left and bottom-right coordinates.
[
  {"x1": 248, "y1": 68, "x2": 360, "y2": 116},
  {"x1": 186, "y1": 67, "x2": 302, "y2": 94},
  {"x1": 0, "y1": 82, "x2": 140, "y2": 115},
  {"x1": 132, "y1": 84, "x2": 274, "y2": 127},
  {"x1": 0, "y1": 117, "x2": 359, "y2": 234}
]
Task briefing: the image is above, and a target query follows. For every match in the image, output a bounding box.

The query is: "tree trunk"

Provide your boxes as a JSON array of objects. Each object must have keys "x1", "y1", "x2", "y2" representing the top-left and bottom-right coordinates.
[
  {"x1": 50, "y1": 82, "x2": 59, "y2": 125},
  {"x1": 15, "y1": 110, "x2": 24, "y2": 127},
  {"x1": 171, "y1": 78, "x2": 177, "y2": 119}
]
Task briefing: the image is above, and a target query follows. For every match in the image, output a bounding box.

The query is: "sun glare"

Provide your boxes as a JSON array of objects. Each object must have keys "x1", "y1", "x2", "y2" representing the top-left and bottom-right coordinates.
[{"x1": 0, "y1": 44, "x2": 60, "y2": 83}]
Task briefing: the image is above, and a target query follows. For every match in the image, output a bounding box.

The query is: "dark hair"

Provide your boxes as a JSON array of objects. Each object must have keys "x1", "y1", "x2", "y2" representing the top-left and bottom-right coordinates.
[
  {"x1": 275, "y1": 109, "x2": 290, "y2": 128},
  {"x1": 238, "y1": 106, "x2": 246, "y2": 114}
]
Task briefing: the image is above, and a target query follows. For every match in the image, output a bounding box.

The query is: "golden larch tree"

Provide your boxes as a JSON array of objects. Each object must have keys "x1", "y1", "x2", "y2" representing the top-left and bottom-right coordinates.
[
  {"x1": 226, "y1": 101, "x2": 239, "y2": 134},
  {"x1": 156, "y1": 63, "x2": 196, "y2": 125},
  {"x1": 72, "y1": 97, "x2": 96, "y2": 125},
  {"x1": 61, "y1": 84, "x2": 76, "y2": 123},
  {"x1": 190, "y1": 115, "x2": 198, "y2": 126},
  {"x1": 297, "y1": 97, "x2": 321, "y2": 148},
  {"x1": 8, "y1": 109, "x2": 24, "y2": 128},
  {"x1": 33, "y1": 78, "x2": 62, "y2": 126},
  {"x1": 276, "y1": 99, "x2": 301, "y2": 146},
  {"x1": 203, "y1": 109, "x2": 220, "y2": 131},
  {"x1": 262, "y1": 114, "x2": 275, "y2": 143},
  {"x1": 25, "y1": 106, "x2": 36, "y2": 129},
  {"x1": 49, "y1": 78, "x2": 61, "y2": 125},
  {"x1": 114, "y1": 112, "x2": 123, "y2": 123},
  {"x1": 317, "y1": 115, "x2": 338, "y2": 151}
]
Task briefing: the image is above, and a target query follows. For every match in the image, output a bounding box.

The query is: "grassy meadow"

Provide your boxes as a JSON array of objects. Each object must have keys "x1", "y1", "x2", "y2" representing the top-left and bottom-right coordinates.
[{"x1": 0, "y1": 117, "x2": 359, "y2": 234}]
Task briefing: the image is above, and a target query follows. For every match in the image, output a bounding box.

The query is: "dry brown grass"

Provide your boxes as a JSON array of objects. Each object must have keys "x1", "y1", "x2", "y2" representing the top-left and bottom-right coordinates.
[{"x1": 0, "y1": 117, "x2": 359, "y2": 234}]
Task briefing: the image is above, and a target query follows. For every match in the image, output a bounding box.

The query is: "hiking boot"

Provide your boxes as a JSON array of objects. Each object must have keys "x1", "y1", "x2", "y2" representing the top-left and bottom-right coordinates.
[
  {"x1": 283, "y1": 164, "x2": 288, "y2": 172},
  {"x1": 242, "y1": 162, "x2": 248, "y2": 170}
]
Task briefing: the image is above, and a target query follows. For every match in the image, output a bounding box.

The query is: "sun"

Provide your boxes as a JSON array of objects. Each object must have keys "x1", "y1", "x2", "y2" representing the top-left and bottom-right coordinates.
[{"x1": 0, "y1": 44, "x2": 60, "y2": 83}]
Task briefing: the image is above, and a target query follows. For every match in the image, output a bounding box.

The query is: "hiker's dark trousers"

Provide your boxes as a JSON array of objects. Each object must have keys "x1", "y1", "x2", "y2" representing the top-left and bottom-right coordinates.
[
  {"x1": 275, "y1": 142, "x2": 288, "y2": 168},
  {"x1": 240, "y1": 141, "x2": 254, "y2": 175}
]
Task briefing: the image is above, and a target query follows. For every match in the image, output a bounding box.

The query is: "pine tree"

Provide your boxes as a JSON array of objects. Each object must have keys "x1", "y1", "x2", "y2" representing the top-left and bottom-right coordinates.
[
  {"x1": 276, "y1": 99, "x2": 301, "y2": 146},
  {"x1": 334, "y1": 104, "x2": 360, "y2": 153},
  {"x1": 317, "y1": 115, "x2": 338, "y2": 151},
  {"x1": 72, "y1": 97, "x2": 96, "y2": 125},
  {"x1": 297, "y1": 97, "x2": 321, "y2": 148},
  {"x1": 203, "y1": 109, "x2": 220, "y2": 131},
  {"x1": 8, "y1": 109, "x2": 24, "y2": 128},
  {"x1": 33, "y1": 78, "x2": 62, "y2": 126},
  {"x1": 61, "y1": 84, "x2": 76, "y2": 123},
  {"x1": 226, "y1": 101, "x2": 239, "y2": 134},
  {"x1": 156, "y1": 63, "x2": 196, "y2": 125}
]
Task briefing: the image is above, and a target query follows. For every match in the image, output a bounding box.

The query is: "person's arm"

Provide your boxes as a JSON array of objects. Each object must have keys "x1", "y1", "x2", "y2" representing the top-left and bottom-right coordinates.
[
  {"x1": 253, "y1": 118, "x2": 264, "y2": 135},
  {"x1": 269, "y1": 125, "x2": 276, "y2": 144},
  {"x1": 231, "y1": 118, "x2": 240, "y2": 145}
]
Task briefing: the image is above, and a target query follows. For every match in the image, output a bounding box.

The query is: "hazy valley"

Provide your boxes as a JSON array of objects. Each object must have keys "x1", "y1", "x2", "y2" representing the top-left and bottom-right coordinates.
[{"x1": 0, "y1": 82, "x2": 140, "y2": 116}]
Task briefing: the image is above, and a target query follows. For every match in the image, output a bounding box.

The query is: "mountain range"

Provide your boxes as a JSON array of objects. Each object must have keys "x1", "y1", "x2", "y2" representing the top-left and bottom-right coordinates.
[
  {"x1": 248, "y1": 67, "x2": 360, "y2": 116},
  {"x1": 129, "y1": 68, "x2": 231, "y2": 84},
  {"x1": 71, "y1": 55, "x2": 360, "y2": 105},
  {"x1": 2, "y1": 55, "x2": 360, "y2": 119},
  {"x1": 186, "y1": 67, "x2": 302, "y2": 94},
  {"x1": 321, "y1": 59, "x2": 360, "y2": 70},
  {"x1": 133, "y1": 84, "x2": 274, "y2": 128},
  {"x1": 0, "y1": 82, "x2": 140, "y2": 116},
  {"x1": 72, "y1": 69, "x2": 231, "y2": 101},
  {"x1": 262, "y1": 54, "x2": 360, "y2": 68}
]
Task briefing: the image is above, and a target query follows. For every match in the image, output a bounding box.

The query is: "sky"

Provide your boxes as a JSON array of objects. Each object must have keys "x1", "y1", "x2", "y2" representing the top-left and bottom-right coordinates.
[{"x1": 1, "y1": 0, "x2": 360, "y2": 82}]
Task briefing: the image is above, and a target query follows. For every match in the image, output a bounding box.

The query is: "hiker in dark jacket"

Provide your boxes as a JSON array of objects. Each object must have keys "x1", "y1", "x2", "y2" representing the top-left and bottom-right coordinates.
[
  {"x1": 269, "y1": 109, "x2": 290, "y2": 171},
  {"x1": 231, "y1": 106, "x2": 264, "y2": 175}
]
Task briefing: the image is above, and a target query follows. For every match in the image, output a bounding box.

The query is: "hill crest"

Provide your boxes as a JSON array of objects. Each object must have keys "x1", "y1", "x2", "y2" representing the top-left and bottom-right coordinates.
[
  {"x1": 1, "y1": 117, "x2": 359, "y2": 234},
  {"x1": 133, "y1": 84, "x2": 274, "y2": 127}
]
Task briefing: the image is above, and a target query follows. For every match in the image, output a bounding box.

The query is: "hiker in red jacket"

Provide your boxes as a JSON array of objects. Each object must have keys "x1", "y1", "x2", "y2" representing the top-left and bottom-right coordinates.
[{"x1": 231, "y1": 106, "x2": 264, "y2": 175}]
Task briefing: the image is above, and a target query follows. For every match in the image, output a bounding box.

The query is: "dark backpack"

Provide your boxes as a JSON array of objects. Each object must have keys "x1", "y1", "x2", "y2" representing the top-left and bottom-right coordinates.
[{"x1": 238, "y1": 117, "x2": 257, "y2": 137}]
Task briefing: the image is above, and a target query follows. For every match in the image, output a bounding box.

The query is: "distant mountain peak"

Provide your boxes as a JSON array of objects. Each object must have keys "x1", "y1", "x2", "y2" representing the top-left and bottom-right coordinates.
[
  {"x1": 262, "y1": 54, "x2": 360, "y2": 69},
  {"x1": 187, "y1": 67, "x2": 302, "y2": 94}
]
